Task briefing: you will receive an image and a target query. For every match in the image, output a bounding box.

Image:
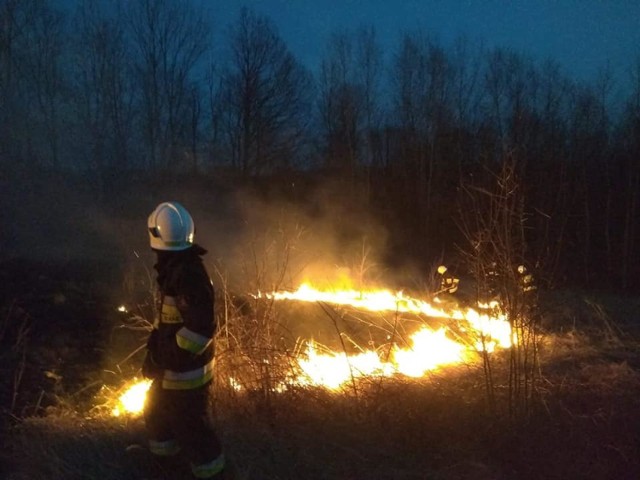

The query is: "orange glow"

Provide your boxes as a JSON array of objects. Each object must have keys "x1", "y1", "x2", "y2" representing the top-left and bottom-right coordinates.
[
  {"x1": 112, "y1": 379, "x2": 152, "y2": 417},
  {"x1": 295, "y1": 326, "x2": 468, "y2": 388},
  {"x1": 260, "y1": 282, "x2": 512, "y2": 349},
  {"x1": 253, "y1": 282, "x2": 513, "y2": 390},
  {"x1": 111, "y1": 281, "x2": 513, "y2": 415}
]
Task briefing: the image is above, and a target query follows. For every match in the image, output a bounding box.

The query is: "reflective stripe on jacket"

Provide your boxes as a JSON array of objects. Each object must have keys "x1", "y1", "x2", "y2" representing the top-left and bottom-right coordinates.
[
  {"x1": 154, "y1": 295, "x2": 215, "y2": 390},
  {"x1": 161, "y1": 358, "x2": 215, "y2": 390}
]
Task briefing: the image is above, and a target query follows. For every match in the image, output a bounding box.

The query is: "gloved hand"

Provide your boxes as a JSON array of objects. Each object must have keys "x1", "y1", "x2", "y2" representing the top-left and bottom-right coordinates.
[
  {"x1": 142, "y1": 330, "x2": 162, "y2": 379},
  {"x1": 146, "y1": 329, "x2": 158, "y2": 349},
  {"x1": 142, "y1": 350, "x2": 162, "y2": 379}
]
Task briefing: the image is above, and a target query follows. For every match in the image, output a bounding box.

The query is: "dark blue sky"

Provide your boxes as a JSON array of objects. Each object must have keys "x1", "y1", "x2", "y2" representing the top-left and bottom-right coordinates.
[{"x1": 210, "y1": 0, "x2": 640, "y2": 92}]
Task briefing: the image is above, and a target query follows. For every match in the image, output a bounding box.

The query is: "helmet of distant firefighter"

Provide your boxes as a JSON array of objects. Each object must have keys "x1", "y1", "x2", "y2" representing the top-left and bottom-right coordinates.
[{"x1": 147, "y1": 202, "x2": 195, "y2": 251}]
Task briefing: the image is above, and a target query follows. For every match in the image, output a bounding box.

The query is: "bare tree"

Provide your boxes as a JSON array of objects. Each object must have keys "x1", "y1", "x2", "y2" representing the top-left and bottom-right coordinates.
[
  {"x1": 17, "y1": 0, "x2": 66, "y2": 170},
  {"x1": 594, "y1": 66, "x2": 615, "y2": 277},
  {"x1": 483, "y1": 48, "x2": 538, "y2": 152},
  {"x1": 318, "y1": 31, "x2": 362, "y2": 173},
  {"x1": 450, "y1": 36, "x2": 483, "y2": 132},
  {"x1": 128, "y1": 0, "x2": 210, "y2": 172},
  {"x1": 317, "y1": 26, "x2": 383, "y2": 184},
  {"x1": 214, "y1": 7, "x2": 312, "y2": 176},
  {"x1": 0, "y1": 0, "x2": 37, "y2": 168},
  {"x1": 0, "y1": 0, "x2": 27, "y2": 166},
  {"x1": 390, "y1": 32, "x2": 455, "y2": 253},
  {"x1": 614, "y1": 60, "x2": 640, "y2": 289},
  {"x1": 457, "y1": 158, "x2": 541, "y2": 419},
  {"x1": 188, "y1": 83, "x2": 202, "y2": 173},
  {"x1": 525, "y1": 60, "x2": 574, "y2": 286},
  {"x1": 567, "y1": 84, "x2": 609, "y2": 286},
  {"x1": 356, "y1": 26, "x2": 383, "y2": 169},
  {"x1": 71, "y1": 0, "x2": 135, "y2": 184}
]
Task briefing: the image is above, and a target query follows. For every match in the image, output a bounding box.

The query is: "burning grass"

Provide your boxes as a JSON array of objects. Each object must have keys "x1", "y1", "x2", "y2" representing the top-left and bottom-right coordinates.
[
  {"x1": 3, "y1": 262, "x2": 640, "y2": 479},
  {"x1": 5, "y1": 349, "x2": 640, "y2": 480}
]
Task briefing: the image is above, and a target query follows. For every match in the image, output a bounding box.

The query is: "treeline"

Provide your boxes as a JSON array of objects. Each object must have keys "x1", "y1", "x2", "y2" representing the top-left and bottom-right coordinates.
[{"x1": 1, "y1": 0, "x2": 639, "y2": 292}]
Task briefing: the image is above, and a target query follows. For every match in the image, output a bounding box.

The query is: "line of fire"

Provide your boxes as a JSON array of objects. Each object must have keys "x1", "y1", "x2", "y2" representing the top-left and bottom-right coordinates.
[{"x1": 108, "y1": 266, "x2": 530, "y2": 417}]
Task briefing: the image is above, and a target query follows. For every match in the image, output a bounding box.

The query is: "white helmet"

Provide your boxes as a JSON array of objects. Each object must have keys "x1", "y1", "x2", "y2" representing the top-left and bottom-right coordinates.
[{"x1": 147, "y1": 202, "x2": 195, "y2": 251}]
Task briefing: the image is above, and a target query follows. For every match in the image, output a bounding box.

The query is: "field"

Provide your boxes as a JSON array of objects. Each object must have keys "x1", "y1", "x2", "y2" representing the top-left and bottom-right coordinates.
[
  {"x1": 2, "y1": 255, "x2": 640, "y2": 480},
  {"x1": 1, "y1": 172, "x2": 639, "y2": 479}
]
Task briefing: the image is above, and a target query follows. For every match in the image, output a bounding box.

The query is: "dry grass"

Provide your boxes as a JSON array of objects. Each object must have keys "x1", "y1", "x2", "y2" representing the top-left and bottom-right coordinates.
[
  {"x1": 3, "y1": 252, "x2": 640, "y2": 479},
  {"x1": 5, "y1": 326, "x2": 640, "y2": 480}
]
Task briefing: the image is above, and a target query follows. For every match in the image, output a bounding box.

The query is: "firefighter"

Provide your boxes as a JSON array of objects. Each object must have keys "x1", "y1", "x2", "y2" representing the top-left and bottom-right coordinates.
[
  {"x1": 517, "y1": 264, "x2": 536, "y2": 294},
  {"x1": 141, "y1": 201, "x2": 224, "y2": 478},
  {"x1": 517, "y1": 264, "x2": 538, "y2": 309},
  {"x1": 437, "y1": 265, "x2": 459, "y2": 294}
]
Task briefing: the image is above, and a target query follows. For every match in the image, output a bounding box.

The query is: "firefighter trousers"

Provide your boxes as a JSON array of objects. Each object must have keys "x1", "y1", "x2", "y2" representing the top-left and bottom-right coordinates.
[{"x1": 144, "y1": 380, "x2": 223, "y2": 477}]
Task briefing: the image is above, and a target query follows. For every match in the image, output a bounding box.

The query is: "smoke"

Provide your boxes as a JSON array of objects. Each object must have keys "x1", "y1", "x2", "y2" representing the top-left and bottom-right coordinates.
[
  {"x1": 1, "y1": 169, "x2": 430, "y2": 366},
  {"x1": 193, "y1": 176, "x2": 392, "y2": 294},
  {"x1": 2, "y1": 172, "x2": 128, "y2": 264},
  {"x1": 2, "y1": 169, "x2": 424, "y2": 298}
]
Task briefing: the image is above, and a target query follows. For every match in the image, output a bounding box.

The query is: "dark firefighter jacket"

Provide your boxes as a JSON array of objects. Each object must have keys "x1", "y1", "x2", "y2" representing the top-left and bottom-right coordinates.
[{"x1": 143, "y1": 245, "x2": 216, "y2": 390}]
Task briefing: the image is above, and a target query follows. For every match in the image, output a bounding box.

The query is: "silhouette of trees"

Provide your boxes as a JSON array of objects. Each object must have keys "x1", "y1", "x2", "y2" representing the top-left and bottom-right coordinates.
[
  {"x1": 71, "y1": 0, "x2": 134, "y2": 185},
  {"x1": 213, "y1": 7, "x2": 312, "y2": 176},
  {"x1": 0, "y1": 0, "x2": 25, "y2": 167},
  {"x1": 0, "y1": 0, "x2": 66, "y2": 169},
  {"x1": 1, "y1": 1, "x2": 638, "y2": 291},
  {"x1": 128, "y1": 0, "x2": 210, "y2": 172},
  {"x1": 318, "y1": 26, "x2": 382, "y2": 178}
]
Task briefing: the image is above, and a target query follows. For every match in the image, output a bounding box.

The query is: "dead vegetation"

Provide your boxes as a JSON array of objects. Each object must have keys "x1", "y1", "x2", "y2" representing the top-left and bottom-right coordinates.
[
  {"x1": 2, "y1": 173, "x2": 640, "y2": 479},
  {"x1": 3, "y1": 276, "x2": 640, "y2": 480}
]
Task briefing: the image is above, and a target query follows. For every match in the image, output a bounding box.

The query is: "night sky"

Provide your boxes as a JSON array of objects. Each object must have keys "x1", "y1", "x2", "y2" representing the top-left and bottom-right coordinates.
[{"x1": 209, "y1": 0, "x2": 640, "y2": 95}]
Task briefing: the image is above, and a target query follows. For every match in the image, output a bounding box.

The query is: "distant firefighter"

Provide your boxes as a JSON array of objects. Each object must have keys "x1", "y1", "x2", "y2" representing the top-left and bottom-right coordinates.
[
  {"x1": 437, "y1": 265, "x2": 460, "y2": 294},
  {"x1": 486, "y1": 261, "x2": 500, "y2": 299},
  {"x1": 517, "y1": 264, "x2": 537, "y2": 294}
]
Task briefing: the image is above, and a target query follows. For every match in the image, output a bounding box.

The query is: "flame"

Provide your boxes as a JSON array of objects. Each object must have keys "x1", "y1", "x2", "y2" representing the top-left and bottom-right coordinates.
[
  {"x1": 295, "y1": 327, "x2": 468, "y2": 388},
  {"x1": 112, "y1": 379, "x2": 152, "y2": 417},
  {"x1": 392, "y1": 327, "x2": 467, "y2": 377},
  {"x1": 110, "y1": 281, "x2": 514, "y2": 415},
  {"x1": 261, "y1": 282, "x2": 512, "y2": 349},
  {"x1": 255, "y1": 282, "x2": 513, "y2": 390}
]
